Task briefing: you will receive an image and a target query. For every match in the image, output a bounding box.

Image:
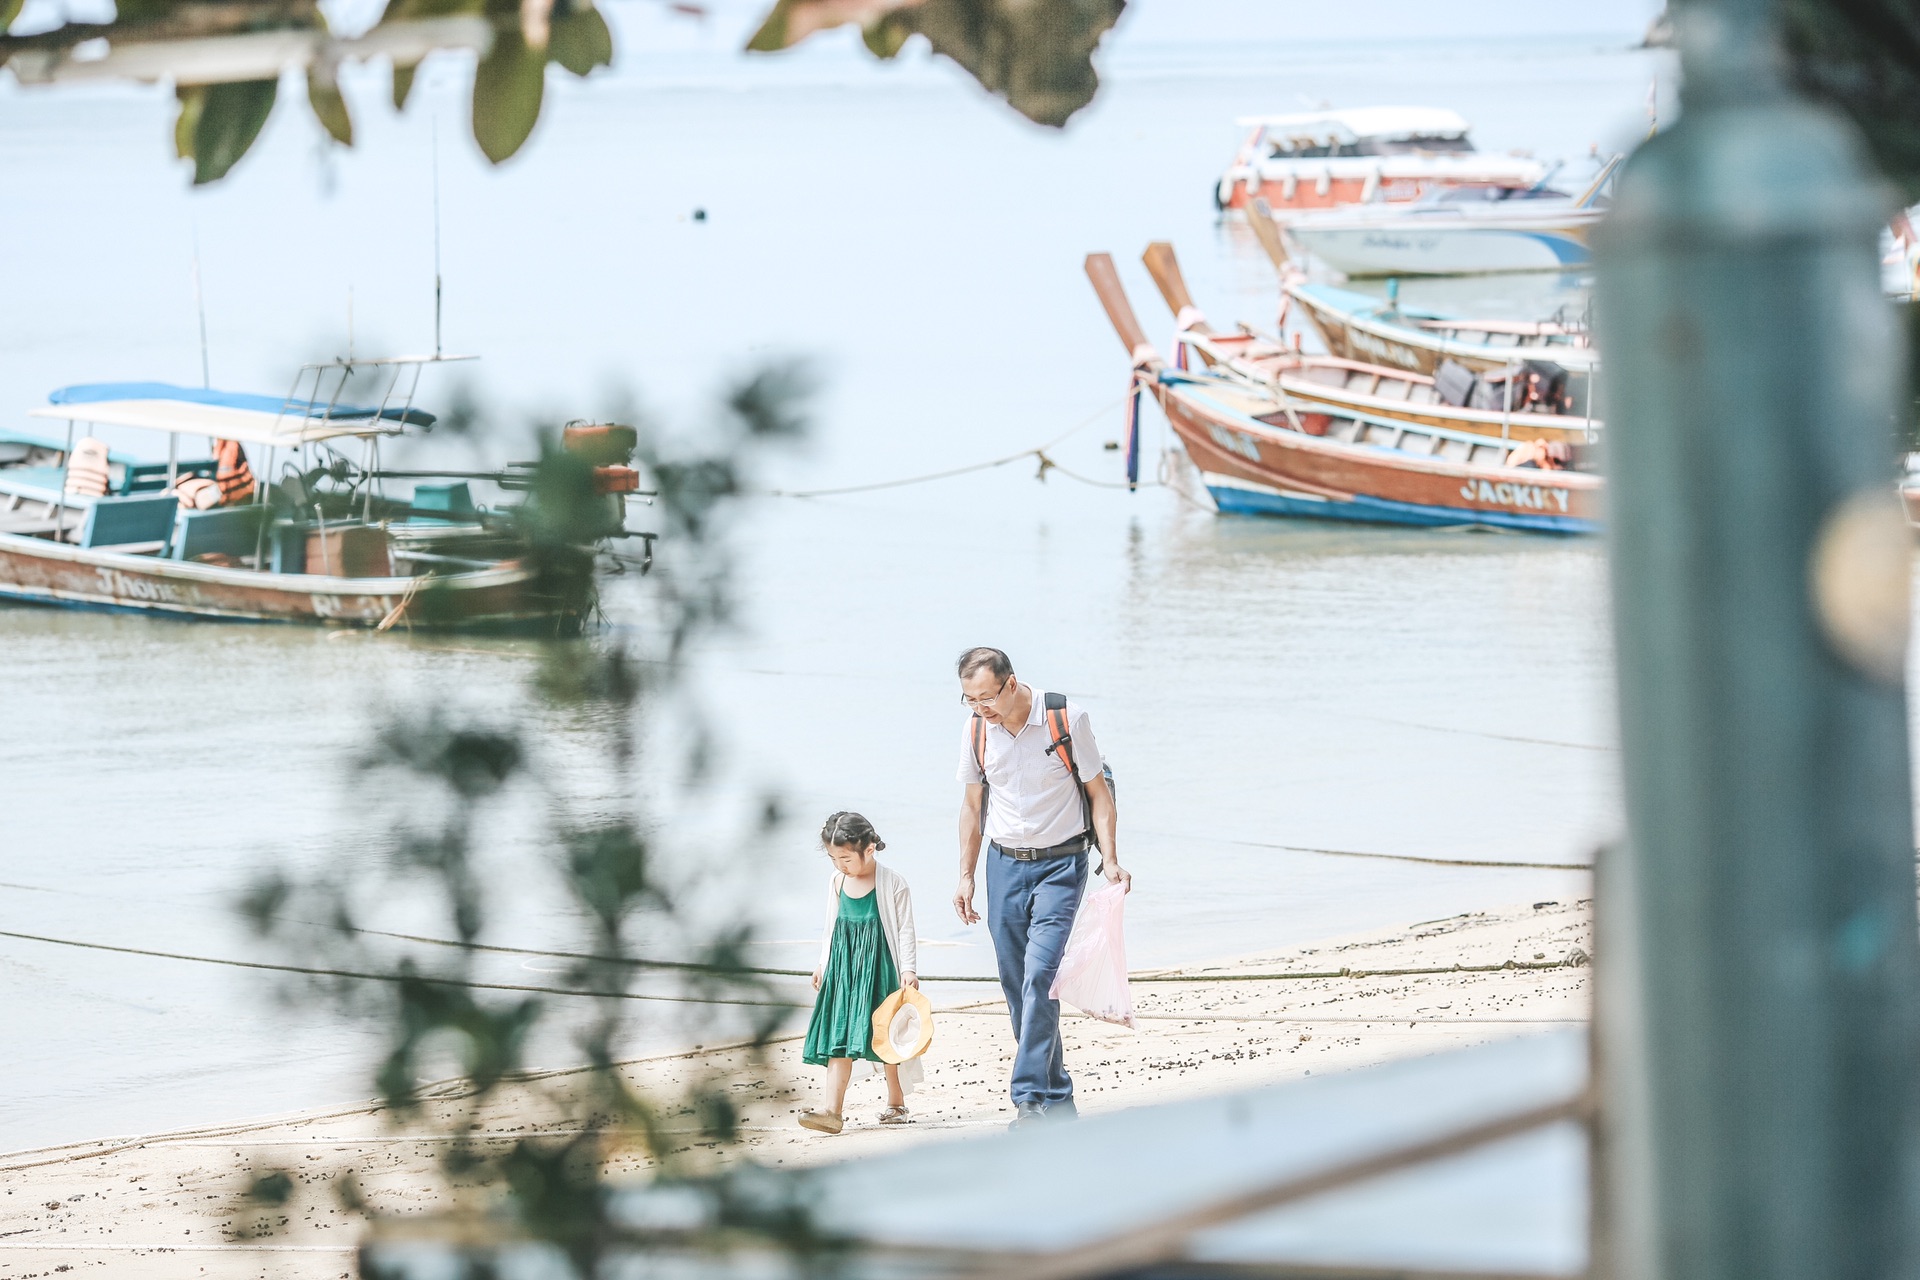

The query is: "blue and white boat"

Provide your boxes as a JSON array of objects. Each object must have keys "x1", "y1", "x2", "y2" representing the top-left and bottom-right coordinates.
[{"x1": 1279, "y1": 158, "x2": 1619, "y2": 278}]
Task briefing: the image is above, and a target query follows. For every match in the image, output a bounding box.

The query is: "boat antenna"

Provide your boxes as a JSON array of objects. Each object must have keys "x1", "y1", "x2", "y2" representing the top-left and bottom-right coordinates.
[
  {"x1": 190, "y1": 224, "x2": 211, "y2": 389},
  {"x1": 432, "y1": 113, "x2": 443, "y2": 359}
]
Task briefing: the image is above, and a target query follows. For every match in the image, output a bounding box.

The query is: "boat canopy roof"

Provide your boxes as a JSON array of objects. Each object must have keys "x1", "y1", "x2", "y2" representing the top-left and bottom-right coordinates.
[
  {"x1": 30, "y1": 382, "x2": 436, "y2": 448},
  {"x1": 1235, "y1": 107, "x2": 1472, "y2": 143}
]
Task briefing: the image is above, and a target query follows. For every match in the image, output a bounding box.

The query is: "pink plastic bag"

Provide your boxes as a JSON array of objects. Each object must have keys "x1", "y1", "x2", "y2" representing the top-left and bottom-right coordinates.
[{"x1": 1049, "y1": 881, "x2": 1135, "y2": 1029}]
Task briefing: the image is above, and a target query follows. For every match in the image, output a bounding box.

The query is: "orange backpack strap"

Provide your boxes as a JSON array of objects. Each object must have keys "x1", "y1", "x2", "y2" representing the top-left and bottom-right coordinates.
[
  {"x1": 1043, "y1": 692, "x2": 1101, "y2": 846},
  {"x1": 1044, "y1": 699, "x2": 1075, "y2": 776},
  {"x1": 967, "y1": 713, "x2": 989, "y2": 829}
]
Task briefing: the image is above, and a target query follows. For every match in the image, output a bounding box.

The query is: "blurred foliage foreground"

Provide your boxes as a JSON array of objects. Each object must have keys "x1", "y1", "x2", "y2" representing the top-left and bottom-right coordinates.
[
  {"x1": 237, "y1": 364, "x2": 829, "y2": 1277},
  {"x1": 0, "y1": 0, "x2": 1127, "y2": 183}
]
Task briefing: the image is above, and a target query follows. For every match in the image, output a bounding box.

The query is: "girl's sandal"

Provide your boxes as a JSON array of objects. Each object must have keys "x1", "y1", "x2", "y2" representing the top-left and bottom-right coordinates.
[
  {"x1": 799, "y1": 1111, "x2": 844, "y2": 1135},
  {"x1": 878, "y1": 1105, "x2": 910, "y2": 1126}
]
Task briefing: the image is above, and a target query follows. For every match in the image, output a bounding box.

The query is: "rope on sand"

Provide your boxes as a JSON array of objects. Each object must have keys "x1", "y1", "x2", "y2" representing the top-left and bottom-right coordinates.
[
  {"x1": 0, "y1": 1032, "x2": 802, "y2": 1175},
  {"x1": 1218, "y1": 842, "x2": 1593, "y2": 872},
  {"x1": 0, "y1": 923, "x2": 1589, "y2": 989}
]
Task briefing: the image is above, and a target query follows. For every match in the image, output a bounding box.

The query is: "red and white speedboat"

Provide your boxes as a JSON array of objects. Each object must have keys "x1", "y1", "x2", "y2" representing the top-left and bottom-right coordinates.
[{"x1": 1214, "y1": 108, "x2": 1547, "y2": 218}]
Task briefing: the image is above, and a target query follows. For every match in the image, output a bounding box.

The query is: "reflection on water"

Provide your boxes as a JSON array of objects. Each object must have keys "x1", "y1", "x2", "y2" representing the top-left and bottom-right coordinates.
[{"x1": 0, "y1": 29, "x2": 1664, "y2": 1151}]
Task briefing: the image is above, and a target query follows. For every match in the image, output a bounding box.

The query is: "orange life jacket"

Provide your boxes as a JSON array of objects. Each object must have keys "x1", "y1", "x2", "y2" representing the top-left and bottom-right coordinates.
[{"x1": 213, "y1": 438, "x2": 255, "y2": 505}]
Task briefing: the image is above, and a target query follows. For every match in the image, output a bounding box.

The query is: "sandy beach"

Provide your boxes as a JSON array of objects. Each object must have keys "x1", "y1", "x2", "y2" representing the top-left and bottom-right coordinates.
[{"x1": 0, "y1": 896, "x2": 1591, "y2": 1279}]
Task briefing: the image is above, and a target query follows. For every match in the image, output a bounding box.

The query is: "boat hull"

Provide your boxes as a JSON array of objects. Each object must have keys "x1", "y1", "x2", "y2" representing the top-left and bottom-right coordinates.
[
  {"x1": 0, "y1": 534, "x2": 586, "y2": 633},
  {"x1": 1283, "y1": 222, "x2": 1595, "y2": 276},
  {"x1": 1181, "y1": 334, "x2": 1597, "y2": 445},
  {"x1": 1217, "y1": 161, "x2": 1545, "y2": 217},
  {"x1": 1289, "y1": 286, "x2": 1599, "y2": 377},
  {"x1": 1157, "y1": 380, "x2": 1600, "y2": 535}
]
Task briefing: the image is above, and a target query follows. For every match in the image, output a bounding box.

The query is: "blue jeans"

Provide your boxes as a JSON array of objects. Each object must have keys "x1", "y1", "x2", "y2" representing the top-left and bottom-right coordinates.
[{"x1": 986, "y1": 845, "x2": 1087, "y2": 1108}]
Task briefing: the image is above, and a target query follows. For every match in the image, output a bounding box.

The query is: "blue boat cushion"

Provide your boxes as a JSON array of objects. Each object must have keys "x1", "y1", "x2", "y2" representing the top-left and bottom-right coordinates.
[
  {"x1": 171, "y1": 504, "x2": 268, "y2": 562},
  {"x1": 80, "y1": 493, "x2": 179, "y2": 549},
  {"x1": 0, "y1": 466, "x2": 78, "y2": 507},
  {"x1": 408, "y1": 481, "x2": 476, "y2": 522}
]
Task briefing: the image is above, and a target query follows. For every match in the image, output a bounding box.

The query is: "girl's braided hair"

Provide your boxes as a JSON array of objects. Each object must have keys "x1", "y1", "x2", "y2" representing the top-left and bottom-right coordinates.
[{"x1": 820, "y1": 811, "x2": 885, "y2": 852}]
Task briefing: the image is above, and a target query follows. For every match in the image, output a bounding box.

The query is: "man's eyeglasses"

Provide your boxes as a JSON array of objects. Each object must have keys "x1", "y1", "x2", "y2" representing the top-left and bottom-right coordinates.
[{"x1": 960, "y1": 676, "x2": 1013, "y2": 710}]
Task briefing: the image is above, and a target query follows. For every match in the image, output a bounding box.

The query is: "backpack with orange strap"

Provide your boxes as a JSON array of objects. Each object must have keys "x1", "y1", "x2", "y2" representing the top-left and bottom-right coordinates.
[{"x1": 968, "y1": 691, "x2": 1115, "y2": 850}]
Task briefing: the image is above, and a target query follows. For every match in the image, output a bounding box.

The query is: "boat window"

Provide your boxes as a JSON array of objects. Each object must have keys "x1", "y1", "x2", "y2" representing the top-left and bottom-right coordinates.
[
  {"x1": 1360, "y1": 135, "x2": 1475, "y2": 156},
  {"x1": 1268, "y1": 140, "x2": 1366, "y2": 159}
]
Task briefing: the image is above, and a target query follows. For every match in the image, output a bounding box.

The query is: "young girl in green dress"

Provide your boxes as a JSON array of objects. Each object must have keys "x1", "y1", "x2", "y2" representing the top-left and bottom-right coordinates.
[{"x1": 799, "y1": 812, "x2": 920, "y2": 1134}]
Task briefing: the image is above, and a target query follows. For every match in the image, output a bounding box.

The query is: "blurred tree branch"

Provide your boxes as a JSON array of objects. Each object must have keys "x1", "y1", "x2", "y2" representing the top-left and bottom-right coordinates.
[
  {"x1": 0, "y1": 0, "x2": 1123, "y2": 183},
  {"x1": 747, "y1": 0, "x2": 1124, "y2": 127},
  {"x1": 237, "y1": 364, "x2": 813, "y2": 1275}
]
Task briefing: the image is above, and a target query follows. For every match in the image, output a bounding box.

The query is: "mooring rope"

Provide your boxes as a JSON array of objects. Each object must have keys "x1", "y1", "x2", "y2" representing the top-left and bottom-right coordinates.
[
  {"x1": 0, "y1": 928, "x2": 802, "y2": 1009},
  {"x1": 767, "y1": 397, "x2": 1130, "y2": 499}
]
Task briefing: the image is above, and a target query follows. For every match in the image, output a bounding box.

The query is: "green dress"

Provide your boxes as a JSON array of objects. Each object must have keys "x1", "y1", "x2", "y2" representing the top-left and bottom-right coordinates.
[{"x1": 804, "y1": 888, "x2": 899, "y2": 1065}]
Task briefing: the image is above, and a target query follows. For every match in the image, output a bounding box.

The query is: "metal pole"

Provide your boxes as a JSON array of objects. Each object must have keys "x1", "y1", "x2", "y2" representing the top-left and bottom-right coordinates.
[
  {"x1": 59, "y1": 419, "x2": 73, "y2": 539},
  {"x1": 1592, "y1": 1, "x2": 1920, "y2": 1277},
  {"x1": 1501, "y1": 360, "x2": 1514, "y2": 443},
  {"x1": 432, "y1": 115, "x2": 443, "y2": 359},
  {"x1": 191, "y1": 227, "x2": 211, "y2": 390}
]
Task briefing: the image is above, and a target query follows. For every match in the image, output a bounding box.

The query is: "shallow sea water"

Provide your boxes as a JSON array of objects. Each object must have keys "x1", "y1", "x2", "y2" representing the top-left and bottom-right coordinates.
[{"x1": 0, "y1": 6, "x2": 1668, "y2": 1150}]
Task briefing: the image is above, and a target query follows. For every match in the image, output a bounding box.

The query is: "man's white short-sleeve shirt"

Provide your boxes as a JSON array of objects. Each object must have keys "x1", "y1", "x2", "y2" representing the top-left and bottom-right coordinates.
[{"x1": 956, "y1": 685, "x2": 1104, "y2": 849}]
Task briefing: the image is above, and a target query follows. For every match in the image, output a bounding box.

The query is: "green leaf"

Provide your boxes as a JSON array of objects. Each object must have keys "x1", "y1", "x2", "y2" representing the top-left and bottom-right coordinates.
[
  {"x1": 113, "y1": 0, "x2": 174, "y2": 22},
  {"x1": 308, "y1": 70, "x2": 354, "y2": 146},
  {"x1": 549, "y1": 5, "x2": 612, "y2": 76},
  {"x1": 173, "y1": 85, "x2": 205, "y2": 161},
  {"x1": 905, "y1": 0, "x2": 1125, "y2": 128},
  {"x1": 862, "y1": 14, "x2": 911, "y2": 58},
  {"x1": 471, "y1": 28, "x2": 545, "y2": 163},
  {"x1": 191, "y1": 78, "x2": 278, "y2": 184},
  {"x1": 392, "y1": 61, "x2": 417, "y2": 110},
  {"x1": 0, "y1": 0, "x2": 26, "y2": 34},
  {"x1": 744, "y1": 0, "x2": 795, "y2": 51},
  {"x1": 745, "y1": 0, "x2": 1124, "y2": 126}
]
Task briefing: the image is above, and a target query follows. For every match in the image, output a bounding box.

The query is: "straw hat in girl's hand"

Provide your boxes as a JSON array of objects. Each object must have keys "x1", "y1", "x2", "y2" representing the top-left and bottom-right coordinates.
[{"x1": 871, "y1": 987, "x2": 934, "y2": 1064}]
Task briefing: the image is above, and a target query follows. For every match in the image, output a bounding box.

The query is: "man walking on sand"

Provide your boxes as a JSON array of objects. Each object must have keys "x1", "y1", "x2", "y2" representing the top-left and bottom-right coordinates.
[{"x1": 952, "y1": 646, "x2": 1129, "y2": 1129}]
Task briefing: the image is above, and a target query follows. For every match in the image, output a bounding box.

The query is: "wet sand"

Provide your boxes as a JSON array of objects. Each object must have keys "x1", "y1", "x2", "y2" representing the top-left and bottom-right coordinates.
[{"x1": 0, "y1": 897, "x2": 1590, "y2": 1280}]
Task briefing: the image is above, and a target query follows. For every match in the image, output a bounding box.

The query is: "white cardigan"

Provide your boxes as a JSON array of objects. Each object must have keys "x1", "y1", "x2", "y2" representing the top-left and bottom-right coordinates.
[
  {"x1": 816, "y1": 860, "x2": 923, "y2": 1090},
  {"x1": 817, "y1": 860, "x2": 919, "y2": 978}
]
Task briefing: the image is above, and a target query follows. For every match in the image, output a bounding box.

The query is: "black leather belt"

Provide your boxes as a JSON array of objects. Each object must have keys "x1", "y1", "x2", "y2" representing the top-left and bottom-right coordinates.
[{"x1": 992, "y1": 834, "x2": 1090, "y2": 862}]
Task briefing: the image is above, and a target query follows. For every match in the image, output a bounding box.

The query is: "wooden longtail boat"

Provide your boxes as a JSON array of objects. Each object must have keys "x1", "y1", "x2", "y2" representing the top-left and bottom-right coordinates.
[
  {"x1": 1286, "y1": 282, "x2": 1598, "y2": 377},
  {"x1": 0, "y1": 359, "x2": 643, "y2": 632},
  {"x1": 1088, "y1": 254, "x2": 1600, "y2": 534},
  {"x1": 1237, "y1": 199, "x2": 1601, "y2": 379},
  {"x1": 1138, "y1": 243, "x2": 1599, "y2": 448}
]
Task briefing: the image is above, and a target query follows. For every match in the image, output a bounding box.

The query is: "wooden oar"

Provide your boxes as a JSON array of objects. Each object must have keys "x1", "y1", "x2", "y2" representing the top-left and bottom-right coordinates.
[
  {"x1": 1247, "y1": 198, "x2": 1292, "y2": 275},
  {"x1": 1141, "y1": 242, "x2": 1219, "y2": 368},
  {"x1": 1141, "y1": 242, "x2": 1211, "y2": 332},
  {"x1": 1084, "y1": 253, "x2": 1156, "y2": 359}
]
